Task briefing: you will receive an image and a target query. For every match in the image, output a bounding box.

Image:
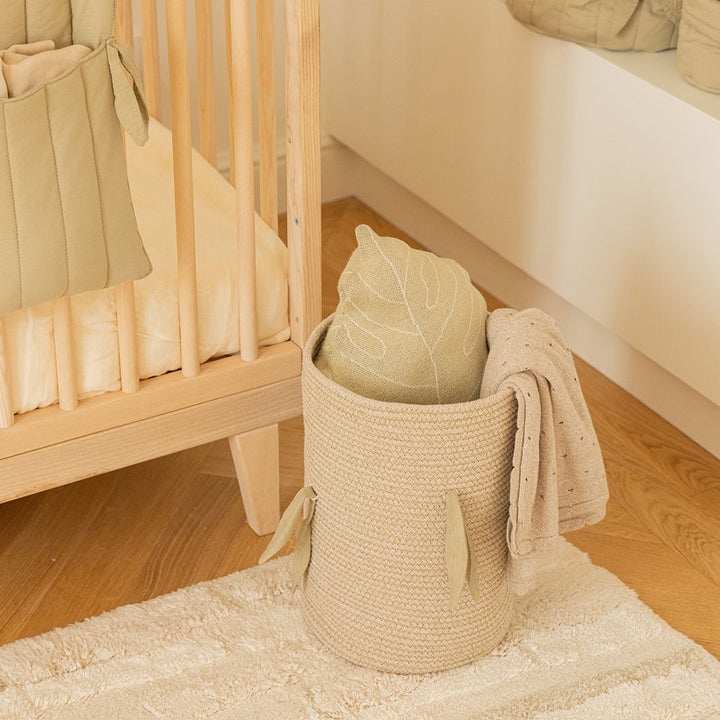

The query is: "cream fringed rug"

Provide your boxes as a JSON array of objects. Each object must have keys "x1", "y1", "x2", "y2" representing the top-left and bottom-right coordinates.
[{"x1": 1, "y1": 541, "x2": 720, "y2": 719}]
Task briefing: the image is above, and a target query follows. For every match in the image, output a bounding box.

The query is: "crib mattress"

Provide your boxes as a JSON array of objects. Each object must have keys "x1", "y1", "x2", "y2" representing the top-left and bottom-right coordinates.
[{"x1": 4, "y1": 118, "x2": 290, "y2": 415}]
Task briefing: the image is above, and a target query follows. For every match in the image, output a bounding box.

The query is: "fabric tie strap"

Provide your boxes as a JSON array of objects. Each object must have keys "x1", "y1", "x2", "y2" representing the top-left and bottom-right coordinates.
[
  {"x1": 258, "y1": 486, "x2": 317, "y2": 588},
  {"x1": 445, "y1": 490, "x2": 482, "y2": 611},
  {"x1": 107, "y1": 39, "x2": 149, "y2": 146}
]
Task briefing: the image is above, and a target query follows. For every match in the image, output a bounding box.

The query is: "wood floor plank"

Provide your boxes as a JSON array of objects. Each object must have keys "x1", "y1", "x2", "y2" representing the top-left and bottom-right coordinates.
[
  {"x1": 0, "y1": 198, "x2": 718, "y2": 666},
  {"x1": 578, "y1": 361, "x2": 720, "y2": 499}
]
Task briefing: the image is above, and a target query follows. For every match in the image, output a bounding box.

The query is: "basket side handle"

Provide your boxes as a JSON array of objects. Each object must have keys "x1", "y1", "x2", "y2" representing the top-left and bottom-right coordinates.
[
  {"x1": 445, "y1": 490, "x2": 481, "y2": 611},
  {"x1": 259, "y1": 485, "x2": 317, "y2": 588}
]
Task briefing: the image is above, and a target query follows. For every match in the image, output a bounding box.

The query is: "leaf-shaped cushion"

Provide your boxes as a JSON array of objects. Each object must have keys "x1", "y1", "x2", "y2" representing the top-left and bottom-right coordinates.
[{"x1": 315, "y1": 225, "x2": 488, "y2": 404}]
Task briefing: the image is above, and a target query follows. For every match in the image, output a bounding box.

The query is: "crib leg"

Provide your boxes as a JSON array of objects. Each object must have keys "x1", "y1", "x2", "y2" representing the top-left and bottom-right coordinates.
[{"x1": 228, "y1": 424, "x2": 281, "y2": 536}]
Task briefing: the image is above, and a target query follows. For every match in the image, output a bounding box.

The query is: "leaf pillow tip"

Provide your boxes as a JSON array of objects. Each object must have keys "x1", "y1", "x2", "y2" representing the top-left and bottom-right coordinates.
[{"x1": 354, "y1": 224, "x2": 376, "y2": 249}]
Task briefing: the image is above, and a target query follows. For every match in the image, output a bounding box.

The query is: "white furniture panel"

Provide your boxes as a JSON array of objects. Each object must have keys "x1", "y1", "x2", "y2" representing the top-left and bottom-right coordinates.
[{"x1": 322, "y1": 0, "x2": 720, "y2": 407}]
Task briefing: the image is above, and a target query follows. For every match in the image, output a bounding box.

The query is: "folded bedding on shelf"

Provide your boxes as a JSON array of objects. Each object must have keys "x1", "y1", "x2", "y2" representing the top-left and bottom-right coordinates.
[
  {"x1": 677, "y1": 0, "x2": 720, "y2": 92},
  {"x1": 4, "y1": 117, "x2": 290, "y2": 414},
  {"x1": 505, "y1": 0, "x2": 680, "y2": 51}
]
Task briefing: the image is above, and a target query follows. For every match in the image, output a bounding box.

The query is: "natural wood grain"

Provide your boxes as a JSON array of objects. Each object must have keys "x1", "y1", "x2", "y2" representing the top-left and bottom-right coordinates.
[
  {"x1": 0, "y1": 342, "x2": 300, "y2": 461},
  {"x1": 52, "y1": 298, "x2": 78, "y2": 412},
  {"x1": 224, "y1": 0, "x2": 236, "y2": 186},
  {"x1": 114, "y1": 5, "x2": 141, "y2": 398},
  {"x1": 115, "y1": 281, "x2": 140, "y2": 395},
  {"x1": 230, "y1": 0, "x2": 259, "y2": 361},
  {"x1": 229, "y1": 424, "x2": 280, "y2": 535},
  {"x1": 285, "y1": 0, "x2": 322, "y2": 346},
  {"x1": 166, "y1": 0, "x2": 200, "y2": 377},
  {"x1": 0, "y1": 319, "x2": 13, "y2": 428},
  {"x1": 115, "y1": 0, "x2": 134, "y2": 47},
  {"x1": 0, "y1": 199, "x2": 718, "y2": 664},
  {"x1": 0, "y1": 377, "x2": 301, "y2": 502},
  {"x1": 257, "y1": 0, "x2": 279, "y2": 233},
  {"x1": 141, "y1": 0, "x2": 163, "y2": 120},
  {"x1": 195, "y1": 0, "x2": 217, "y2": 166}
]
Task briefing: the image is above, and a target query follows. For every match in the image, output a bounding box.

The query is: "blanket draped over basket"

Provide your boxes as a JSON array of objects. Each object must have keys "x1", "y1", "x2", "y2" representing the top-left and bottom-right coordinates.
[
  {"x1": 0, "y1": 0, "x2": 151, "y2": 315},
  {"x1": 480, "y1": 308, "x2": 608, "y2": 595}
]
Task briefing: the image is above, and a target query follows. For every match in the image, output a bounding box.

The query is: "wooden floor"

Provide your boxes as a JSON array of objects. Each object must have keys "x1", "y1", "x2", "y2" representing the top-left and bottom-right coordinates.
[{"x1": 1, "y1": 198, "x2": 718, "y2": 659}]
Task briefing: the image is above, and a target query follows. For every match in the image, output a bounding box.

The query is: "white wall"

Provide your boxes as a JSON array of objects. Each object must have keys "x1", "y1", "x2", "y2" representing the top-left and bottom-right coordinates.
[
  {"x1": 321, "y1": 0, "x2": 720, "y2": 410},
  {"x1": 130, "y1": 0, "x2": 287, "y2": 169}
]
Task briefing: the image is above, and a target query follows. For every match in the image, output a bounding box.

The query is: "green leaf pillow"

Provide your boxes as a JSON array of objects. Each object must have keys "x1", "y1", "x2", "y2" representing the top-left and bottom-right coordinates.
[{"x1": 315, "y1": 225, "x2": 488, "y2": 404}]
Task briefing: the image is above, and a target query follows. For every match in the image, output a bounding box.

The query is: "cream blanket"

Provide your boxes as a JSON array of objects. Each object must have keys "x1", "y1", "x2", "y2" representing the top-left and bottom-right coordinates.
[
  {"x1": 0, "y1": 40, "x2": 90, "y2": 98},
  {"x1": 480, "y1": 308, "x2": 608, "y2": 594}
]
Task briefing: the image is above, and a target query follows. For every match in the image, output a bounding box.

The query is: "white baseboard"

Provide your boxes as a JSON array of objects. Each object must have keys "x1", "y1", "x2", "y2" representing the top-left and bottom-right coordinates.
[
  {"x1": 219, "y1": 133, "x2": 355, "y2": 213},
  {"x1": 324, "y1": 146, "x2": 720, "y2": 460}
]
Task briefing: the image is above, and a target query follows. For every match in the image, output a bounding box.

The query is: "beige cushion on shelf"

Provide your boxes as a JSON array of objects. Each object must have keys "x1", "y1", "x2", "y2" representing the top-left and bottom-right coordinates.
[
  {"x1": 506, "y1": 0, "x2": 680, "y2": 51},
  {"x1": 677, "y1": 0, "x2": 720, "y2": 93},
  {"x1": 314, "y1": 224, "x2": 489, "y2": 405}
]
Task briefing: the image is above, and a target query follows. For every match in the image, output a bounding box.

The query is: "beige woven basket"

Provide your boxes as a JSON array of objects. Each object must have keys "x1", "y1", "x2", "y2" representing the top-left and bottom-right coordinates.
[{"x1": 298, "y1": 316, "x2": 518, "y2": 674}]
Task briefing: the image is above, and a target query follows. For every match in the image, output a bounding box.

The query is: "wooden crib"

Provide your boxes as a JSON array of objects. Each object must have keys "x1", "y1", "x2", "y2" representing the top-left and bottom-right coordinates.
[{"x1": 0, "y1": 0, "x2": 321, "y2": 536}]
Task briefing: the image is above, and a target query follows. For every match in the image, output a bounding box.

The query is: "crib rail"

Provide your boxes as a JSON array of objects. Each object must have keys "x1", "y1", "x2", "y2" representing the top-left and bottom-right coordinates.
[
  {"x1": 116, "y1": 1, "x2": 142, "y2": 395},
  {"x1": 230, "y1": 0, "x2": 260, "y2": 361},
  {"x1": 140, "y1": 0, "x2": 163, "y2": 121},
  {"x1": 166, "y1": 0, "x2": 201, "y2": 376},
  {"x1": 52, "y1": 298, "x2": 79, "y2": 411},
  {"x1": 0, "y1": 320, "x2": 12, "y2": 428},
  {"x1": 195, "y1": 0, "x2": 216, "y2": 165},
  {"x1": 285, "y1": 0, "x2": 322, "y2": 345},
  {"x1": 257, "y1": 0, "x2": 279, "y2": 233}
]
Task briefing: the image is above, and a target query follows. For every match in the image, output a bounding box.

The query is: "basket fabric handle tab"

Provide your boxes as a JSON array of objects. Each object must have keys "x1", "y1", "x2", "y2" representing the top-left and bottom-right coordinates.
[
  {"x1": 107, "y1": 39, "x2": 149, "y2": 146},
  {"x1": 258, "y1": 486, "x2": 317, "y2": 588},
  {"x1": 445, "y1": 490, "x2": 481, "y2": 611}
]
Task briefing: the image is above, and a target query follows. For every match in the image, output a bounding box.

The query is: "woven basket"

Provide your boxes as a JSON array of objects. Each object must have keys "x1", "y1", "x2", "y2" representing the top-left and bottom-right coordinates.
[{"x1": 298, "y1": 316, "x2": 518, "y2": 673}]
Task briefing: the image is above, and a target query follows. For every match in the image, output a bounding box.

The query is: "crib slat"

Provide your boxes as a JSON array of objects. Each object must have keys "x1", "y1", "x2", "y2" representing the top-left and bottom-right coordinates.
[
  {"x1": 116, "y1": 281, "x2": 140, "y2": 394},
  {"x1": 141, "y1": 0, "x2": 163, "y2": 120},
  {"x1": 257, "y1": 0, "x2": 278, "y2": 233},
  {"x1": 285, "y1": 0, "x2": 322, "y2": 346},
  {"x1": 224, "y1": 0, "x2": 236, "y2": 186},
  {"x1": 230, "y1": 0, "x2": 259, "y2": 361},
  {"x1": 114, "y1": 2, "x2": 142, "y2": 396},
  {"x1": 0, "y1": 319, "x2": 13, "y2": 428},
  {"x1": 53, "y1": 298, "x2": 78, "y2": 411},
  {"x1": 116, "y1": 0, "x2": 134, "y2": 48},
  {"x1": 195, "y1": 0, "x2": 217, "y2": 166},
  {"x1": 166, "y1": 0, "x2": 201, "y2": 377}
]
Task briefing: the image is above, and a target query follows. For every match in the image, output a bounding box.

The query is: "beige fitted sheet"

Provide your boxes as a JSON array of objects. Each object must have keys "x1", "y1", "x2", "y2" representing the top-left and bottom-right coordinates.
[{"x1": 4, "y1": 117, "x2": 290, "y2": 414}]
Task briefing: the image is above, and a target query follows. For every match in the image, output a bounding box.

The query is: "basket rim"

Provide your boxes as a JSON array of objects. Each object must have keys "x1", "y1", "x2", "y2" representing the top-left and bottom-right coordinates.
[{"x1": 304, "y1": 315, "x2": 516, "y2": 415}]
